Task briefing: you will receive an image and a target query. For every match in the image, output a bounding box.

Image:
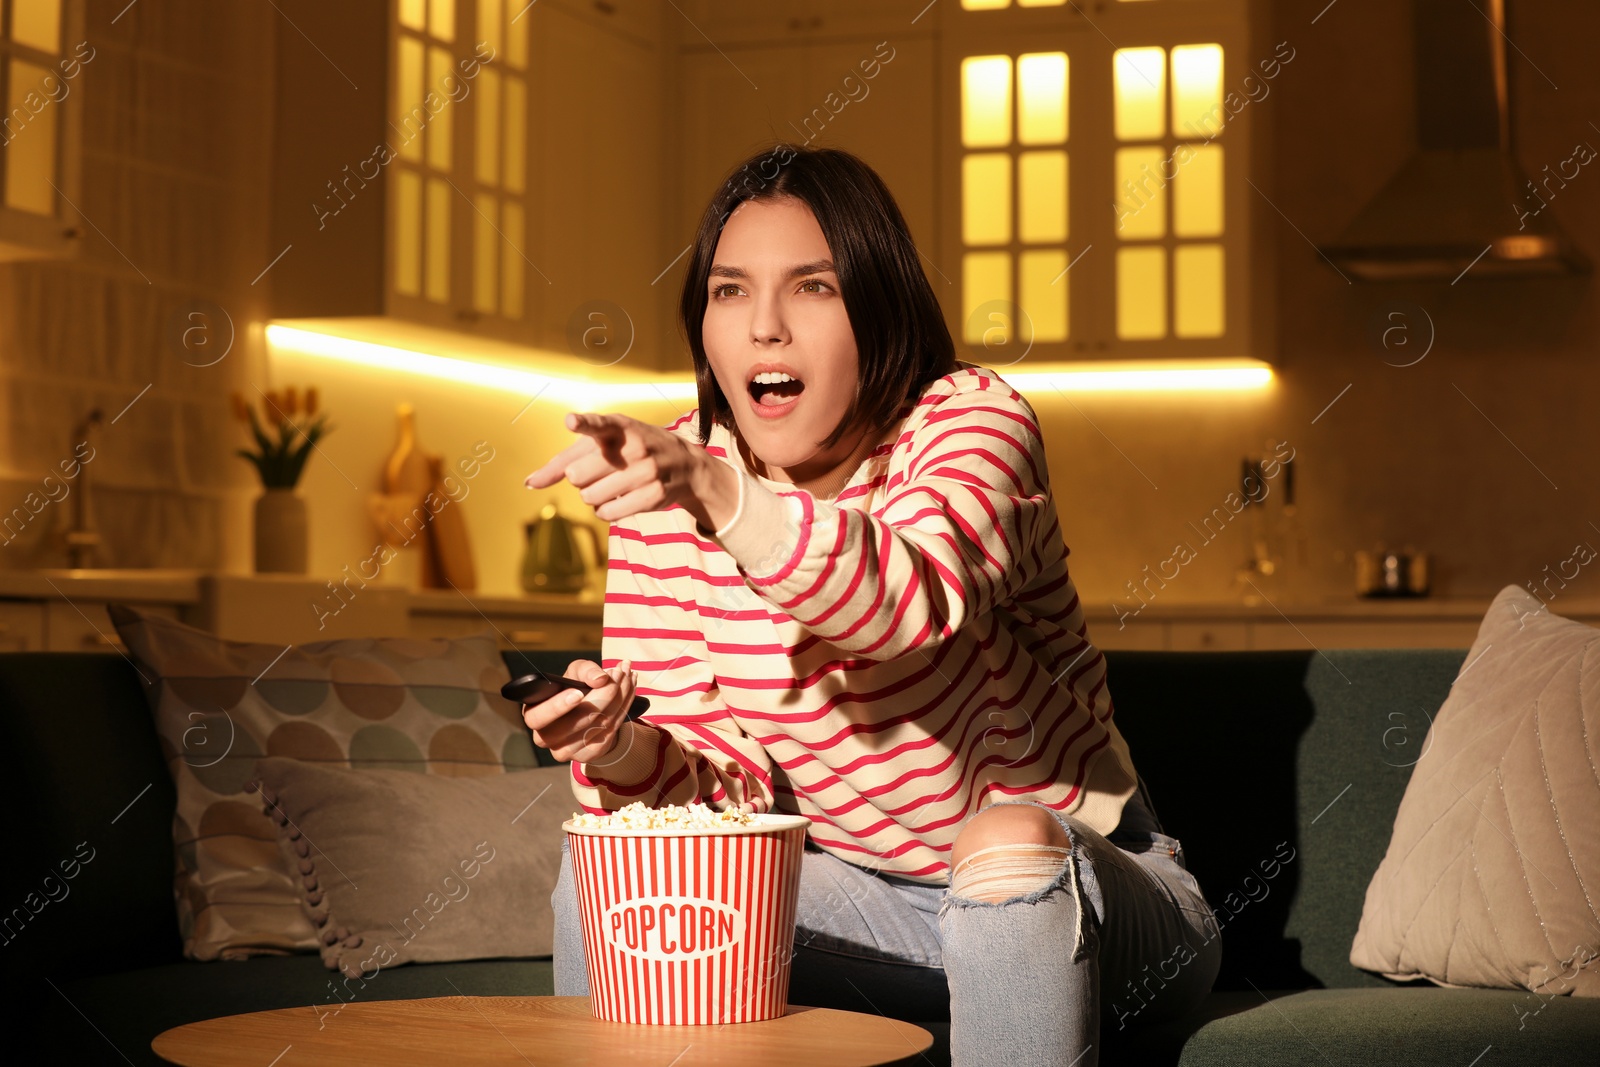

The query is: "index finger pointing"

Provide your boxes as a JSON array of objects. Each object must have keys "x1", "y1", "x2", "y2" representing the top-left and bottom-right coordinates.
[{"x1": 524, "y1": 436, "x2": 597, "y2": 488}]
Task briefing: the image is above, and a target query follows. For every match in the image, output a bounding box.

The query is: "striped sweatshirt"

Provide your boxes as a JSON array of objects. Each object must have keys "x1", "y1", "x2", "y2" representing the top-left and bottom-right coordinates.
[{"x1": 571, "y1": 364, "x2": 1139, "y2": 884}]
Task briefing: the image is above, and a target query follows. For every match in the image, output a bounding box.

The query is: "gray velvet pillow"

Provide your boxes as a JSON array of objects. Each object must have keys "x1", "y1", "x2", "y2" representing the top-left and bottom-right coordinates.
[{"x1": 249, "y1": 757, "x2": 573, "y2": 978}]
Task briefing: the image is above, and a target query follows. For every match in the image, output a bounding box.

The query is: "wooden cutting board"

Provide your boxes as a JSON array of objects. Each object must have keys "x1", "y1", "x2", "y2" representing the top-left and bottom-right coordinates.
[{"x1": 425, "y1": 452, "x2": 476, "y2": 591}]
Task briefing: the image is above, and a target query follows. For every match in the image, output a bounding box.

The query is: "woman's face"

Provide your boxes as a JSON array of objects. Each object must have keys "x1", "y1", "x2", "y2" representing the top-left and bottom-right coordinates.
[{"x1": 701, "y1": 196, "x2": 863, "y2": 482}]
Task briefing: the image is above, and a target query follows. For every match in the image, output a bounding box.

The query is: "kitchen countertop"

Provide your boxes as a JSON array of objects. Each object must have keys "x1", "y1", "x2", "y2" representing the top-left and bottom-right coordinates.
[
  {"x1": 0, "y1": 569, "x2": 603, "y2": 616},
  {"x1": 0, "y1": 568, "x2": 205, "y2": 603},
  {"x1": 3, "y1": 570, "x2": 1590, "y2": 623},
  {"x1": 1080, "y1": 593, "x2": 1600, "y2": 621}
]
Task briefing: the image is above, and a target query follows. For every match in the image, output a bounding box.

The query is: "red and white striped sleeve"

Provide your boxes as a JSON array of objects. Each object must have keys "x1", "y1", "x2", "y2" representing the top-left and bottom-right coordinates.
[
  {"x1": 715, "y1": 378, "x2": 1055, "y2": 661},
  {"x1": 567, "y1": 516, "x2": 779, "y2": 815}
]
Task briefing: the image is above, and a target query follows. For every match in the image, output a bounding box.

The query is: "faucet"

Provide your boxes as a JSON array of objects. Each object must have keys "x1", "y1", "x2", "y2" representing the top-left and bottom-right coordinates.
[{"x1": 65, "y1": 408, "x2": 103, "y2": 569}]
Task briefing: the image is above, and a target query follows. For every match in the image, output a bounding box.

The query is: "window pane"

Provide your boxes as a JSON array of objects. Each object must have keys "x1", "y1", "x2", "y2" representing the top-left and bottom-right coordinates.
[
  {"x1": 1019, "y1": 0, "x2": 1066, "y2": 6},
  {"x1": 394, "y1": 169, "x2": 423, "y2": 296},
  {"x1": 1017, "y1": 52, "x2": 1067, "y2": 145},
  {"x1": 503, "y1": 77, "x2": 527, "y2": 194},
  {"x1": 1019, "y1": 151, "x2": 1067, "y2": 243},
  {"x1": 398, "y1": 0, "x2": 426, "y2": 31},
  {"x1": 502, "y1": 201, "x2": 525, "y2": 319},
  {"x1": 962, "y1": 0, "x2": 1011, "y2": 9},
  {"x1": 1174, "y1": 144, "x2": 1223, "y2": 237},
  {"x1": 1175, "y1": 244, "x2": 1225, "y2": 337},
  {"x1": 962, "y1": 252, "x2": 1012, "y2": 346},
  {"x1": 5, "y1": 60, "x2": 57, "y2": 215},
  {"x1": 1114, "y1": 47, "x2": 1165, "y2": 141},
  {"x1": 426, "y1": 176, "x2": 451, "y2": 302},
  {"x1": 396, "y1": 36, "x2": 425, "y2": 162},
  {"x1": 1116, "y1": 246, "x2": 1166, "y2": 339},
  {"x1": 476, "y1": 68, "x2": 501, "y2": 184},
  {"x1": 962, "y1": 153, "x2": 1011, "y2": 246},
  {"x1": 430, "y1": 0, "x2": 455, "y2": 41},
  {"x1": 474, "y1": 194, "x2": 498, "y2": 313},
  {"x1": 1020, "y1": 250, "x2": 1068, "y2": 342},
  {"x1": 1172, "y1": 44, "x2": 1224, "y2": 140},
  {"x1": 961, "y1": 56, "x2": 1012, "y2": 148},
  {"x1": 427, "y1": 46, "x2": 454, "y2": 170},
  {"x1": 1114, "y1": 147, "x2": 1165, "y2": 239},
  {"x1": 505, "y1": 0, "x2": 529, "y2": 69},
  {"x1": 12, "y1": 0, "x2": 61, "y2": 53},
  {"x1": 479, "y1": 0, "x2": 502, "y2": 58}
]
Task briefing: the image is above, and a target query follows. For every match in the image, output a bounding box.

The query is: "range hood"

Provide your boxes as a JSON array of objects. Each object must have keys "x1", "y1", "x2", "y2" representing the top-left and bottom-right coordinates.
[{"x1": 1324, "y1": 0, "x2": 1589, "y2": 281}]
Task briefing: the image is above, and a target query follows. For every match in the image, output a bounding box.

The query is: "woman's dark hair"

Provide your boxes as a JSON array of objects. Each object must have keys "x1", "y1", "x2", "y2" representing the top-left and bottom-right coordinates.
[{"x1": 678, "y1": 145, "x2": 957, "y2": 450}]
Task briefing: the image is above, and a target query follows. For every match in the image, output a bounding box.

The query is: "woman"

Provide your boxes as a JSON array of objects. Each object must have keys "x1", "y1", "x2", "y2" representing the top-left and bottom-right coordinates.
[{"x1": 524, "y1": 145, "x2": 1220, "y2": 1066}]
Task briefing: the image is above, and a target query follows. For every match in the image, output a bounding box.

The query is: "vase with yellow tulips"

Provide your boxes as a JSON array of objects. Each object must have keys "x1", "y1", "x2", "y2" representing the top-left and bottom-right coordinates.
[{"x1": 230, "y1": 387, "x2": 332, "y2": 574}]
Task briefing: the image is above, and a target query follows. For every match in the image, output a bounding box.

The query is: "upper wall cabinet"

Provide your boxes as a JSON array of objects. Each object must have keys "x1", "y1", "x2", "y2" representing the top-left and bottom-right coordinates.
[
  {"x1": 270, "y1": 0, "x2": 667, "y2": 365},
  {"x1": 668, "y1": 20, "x2": 938, "y2": 372},
  {"x1": 939, "y1": 0, "x2": 1276, "y2": 363},
  {"x1": 675, "y1": 1, "x2": 930, "y2": 45},
  {"x1": 0, "y1": 0, "x2": 84, "y2": 261}
]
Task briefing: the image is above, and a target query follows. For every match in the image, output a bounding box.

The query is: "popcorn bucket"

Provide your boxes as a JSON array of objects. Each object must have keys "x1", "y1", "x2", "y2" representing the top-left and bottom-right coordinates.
[{"x1": 564, "y1": 813, "x2": 811, "y2": 1024}]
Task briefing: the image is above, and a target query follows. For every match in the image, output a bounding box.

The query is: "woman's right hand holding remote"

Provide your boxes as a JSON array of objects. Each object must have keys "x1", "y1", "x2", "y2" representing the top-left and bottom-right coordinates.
[{"x1": 522, "y1": 658, "x2": 636, "y2": 765}]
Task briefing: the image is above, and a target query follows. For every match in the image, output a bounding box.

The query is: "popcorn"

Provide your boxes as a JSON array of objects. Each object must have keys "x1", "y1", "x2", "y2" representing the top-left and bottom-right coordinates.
[{"x1": 568, "y1": 801, "x2": 755, "y2": 832}]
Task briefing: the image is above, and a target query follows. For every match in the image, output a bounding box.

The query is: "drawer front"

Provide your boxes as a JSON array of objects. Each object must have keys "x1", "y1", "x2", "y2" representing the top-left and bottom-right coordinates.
[
  {"x1": 1168, "y1": 622, "x2": 1251, "y2": 652},
  {"x1": 44, "y1": 601, "x2": 180, "y2": 652},
  {"x1": 1251, "y1": 620, "x2": 1481, "y2": 651},
  {"x1": 408, "y1": 613, "x2": 603, "y2": 653},
  {"x1": 0, "y1": 601, "x2": 45, "y2": 651},
  {"x1": 1090, "y1": 617, "x2": 1169, "y2": 651}
]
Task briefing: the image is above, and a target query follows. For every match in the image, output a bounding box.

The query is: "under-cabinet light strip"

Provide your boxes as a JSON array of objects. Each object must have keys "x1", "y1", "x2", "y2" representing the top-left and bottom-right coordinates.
[{"x1": 266, "y1": 324, "x2": 1273, "y2": 403}]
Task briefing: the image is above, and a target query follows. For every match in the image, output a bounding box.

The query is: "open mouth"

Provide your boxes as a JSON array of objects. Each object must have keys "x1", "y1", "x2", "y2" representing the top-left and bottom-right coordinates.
[{"x1": 747, "y1": 369, "x2": 805, "y2": 410}]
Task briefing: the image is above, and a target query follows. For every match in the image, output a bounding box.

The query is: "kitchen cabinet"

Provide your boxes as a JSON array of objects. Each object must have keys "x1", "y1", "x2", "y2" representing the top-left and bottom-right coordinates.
[
  {"x1": 408, "y1": 589, "x2": 604, "y2": 651},
  {"x1": 0, "y1": 601, "x2": 44, "y2": 651},
  {"x1": 1167, "y1": 621, "x2": 1251, "y2": 651},
  {"x1": 1086, "y1": 599, "x2": 1600, "y2": 653},
  {"x1": 0, "y1": 571, "x2": 605, "y2": 653},
  {"x1": 936, "y1": 0, "x2": 1275, "y2": 364},
  {"x1": 670, "y1": 35, "x2": 938, "y2": 372},
  {"x1": 531, "y1": 1, "x2": 666, "y2": 369},
  {"x1": 0, "y1": 0, "x2": 84, "y2": 262},
  {"x1": 542, "y1": 0, "x2": 657, "y2": 46},
  {"x1": 676, "y1": 1, "x2": 924, "y2": 46},
  {"x1": 269, "y1": 0, "x2": 671, "y2": 363}
]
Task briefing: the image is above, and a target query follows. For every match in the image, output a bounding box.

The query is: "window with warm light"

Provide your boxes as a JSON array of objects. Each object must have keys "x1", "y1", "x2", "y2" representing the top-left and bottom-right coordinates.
[
  {"x1": 392, "y1": 0, "x2": 528, "y2": 320},
  {"x1": 952, "y1": 1, "x2": 1253, "y2": 361},
  {"x1": 1114, "y1": 42, "x2": 1226, "y2": 340},
  {"x1": 960, "y1": 51, "x2": 1071, "y2": 348},
  {"x1": 1, "y1": 0, "x2": 65, "y2": 217},
  {"x1": 469, "y1": 0, "x2": 527, "y2": 321}
]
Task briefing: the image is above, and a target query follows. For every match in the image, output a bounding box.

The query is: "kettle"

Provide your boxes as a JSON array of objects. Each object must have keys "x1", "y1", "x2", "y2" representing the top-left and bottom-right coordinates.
[{"x1": 521, "y1": 504, "x2": 603, "y2": 594}]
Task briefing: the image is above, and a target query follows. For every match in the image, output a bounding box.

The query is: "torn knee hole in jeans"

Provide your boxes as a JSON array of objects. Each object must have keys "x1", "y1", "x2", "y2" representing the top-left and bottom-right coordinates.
[
  {"x1": 942, "y1": 841, "x2": 1093, "y2": 960},
  {"x1": 947, "y1": 843, "x2": 1073, "y2": 903}
]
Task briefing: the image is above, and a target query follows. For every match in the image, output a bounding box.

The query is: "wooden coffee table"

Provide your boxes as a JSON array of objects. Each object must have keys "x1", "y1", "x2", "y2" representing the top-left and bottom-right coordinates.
[{"x1": 152, "y1": 995, "x2": 935, "y2": 1066}]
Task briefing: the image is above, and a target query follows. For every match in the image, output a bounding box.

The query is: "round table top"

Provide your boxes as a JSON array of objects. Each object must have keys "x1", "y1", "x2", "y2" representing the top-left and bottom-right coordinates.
[{"x1": 151, "y1": 995, "x2": 935, "y2": 1067}]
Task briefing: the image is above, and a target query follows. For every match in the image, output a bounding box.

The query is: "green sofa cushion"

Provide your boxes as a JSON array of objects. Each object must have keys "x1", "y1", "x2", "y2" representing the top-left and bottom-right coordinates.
[
  {"x1": 1106, "y1": 649, "x2": 1468, "y2": 990},
  {"x1": 1112, "y1": 987, "x2": 1600, "y2": 1067}
]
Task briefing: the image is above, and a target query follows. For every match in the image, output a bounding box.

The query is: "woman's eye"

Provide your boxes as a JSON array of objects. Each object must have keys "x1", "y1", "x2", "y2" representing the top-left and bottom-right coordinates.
[
  {"x1": 800, "y1": 279, "x2": 832, "y2": 294},
  {"x1": 711, "y1": 284, "x2": 739, "y2": 299}
]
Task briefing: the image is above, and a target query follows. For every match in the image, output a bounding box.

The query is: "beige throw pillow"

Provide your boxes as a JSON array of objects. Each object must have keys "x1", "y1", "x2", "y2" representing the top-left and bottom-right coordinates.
[
  {"x1": 110, "y1": 606, "x2": 537, "y2": 961},
  {"x1": 1350, "y1": 585, "x2": 1600, "y2": 996},
  {"x1": 250, "y1": 758, "x2": 572, "y2": 979}
]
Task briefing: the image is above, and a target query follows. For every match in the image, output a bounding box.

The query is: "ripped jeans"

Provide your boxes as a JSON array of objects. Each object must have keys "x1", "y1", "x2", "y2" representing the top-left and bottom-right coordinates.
[{"x1": 550, "y1": 781, "x2": 1221, "y2": 1067}]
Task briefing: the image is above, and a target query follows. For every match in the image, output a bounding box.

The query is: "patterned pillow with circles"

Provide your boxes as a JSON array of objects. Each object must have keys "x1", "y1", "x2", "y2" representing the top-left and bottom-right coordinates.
[{"x1": 109, "y1": 606, "x2": 538, "y2": 961}]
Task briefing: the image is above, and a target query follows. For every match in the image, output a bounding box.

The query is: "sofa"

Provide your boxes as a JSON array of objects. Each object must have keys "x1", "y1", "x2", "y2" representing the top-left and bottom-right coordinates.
[{"x1": 3, "y1": 646, "x2": 1597, "y2": 1065}]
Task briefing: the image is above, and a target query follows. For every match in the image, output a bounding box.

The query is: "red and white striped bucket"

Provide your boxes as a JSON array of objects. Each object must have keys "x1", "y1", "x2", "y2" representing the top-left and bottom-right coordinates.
[{"x1": 564, "y1": 814, "x2": 810, "y2": 1024}]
